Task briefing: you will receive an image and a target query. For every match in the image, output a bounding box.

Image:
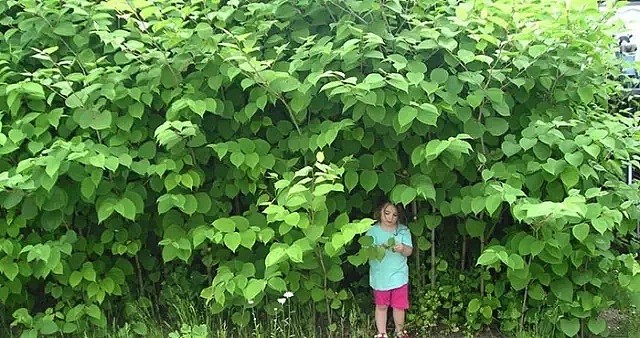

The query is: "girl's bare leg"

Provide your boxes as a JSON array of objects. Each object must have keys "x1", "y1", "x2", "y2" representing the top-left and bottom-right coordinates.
[
  {"x1": 393, "y1": 308, "x2": 405, "y2": 335},
  {"x1": 375, "y1": 305, "x2": 388, "y2": 334}
]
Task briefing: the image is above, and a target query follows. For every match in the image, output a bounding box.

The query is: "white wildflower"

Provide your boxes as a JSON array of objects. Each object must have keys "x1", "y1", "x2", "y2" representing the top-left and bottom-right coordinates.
[
  {"x1": 277, "y1": 297, "x2": 286, "y2": 305},
  {"x1": 283, "y1": 291, "x2": 294, "y2": 299},
  {"x1": 248, "y1": 299, "x2": 254, "y2": 304}
]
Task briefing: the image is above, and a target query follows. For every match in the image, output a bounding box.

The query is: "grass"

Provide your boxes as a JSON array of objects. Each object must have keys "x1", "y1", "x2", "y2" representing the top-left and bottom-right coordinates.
[
  {"x1": 4, "y1": 288, "x2": 640, "y2": 337},
  {"x1": 76, "y1": 291, "x2": 376, "y2": 338}
]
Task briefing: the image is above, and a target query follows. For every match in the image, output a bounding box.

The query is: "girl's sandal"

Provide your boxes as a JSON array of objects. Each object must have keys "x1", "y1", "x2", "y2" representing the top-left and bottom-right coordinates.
[
  {"x1": 395, "y1": 330, "x2": 410, "y2": 338},
  {"x1": 373, "y1": 334, "x2": 388, "y2": 338}
]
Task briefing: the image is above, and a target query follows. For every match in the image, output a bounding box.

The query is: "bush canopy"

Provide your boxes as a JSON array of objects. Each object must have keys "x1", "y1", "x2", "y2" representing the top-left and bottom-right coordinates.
[{"x1": 1, "y1": 0, "x2": 640, "y2": 337}]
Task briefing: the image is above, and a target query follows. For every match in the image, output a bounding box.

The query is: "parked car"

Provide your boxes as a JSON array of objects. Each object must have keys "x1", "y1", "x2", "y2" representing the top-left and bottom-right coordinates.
[{"x1": 611, "y1": 1, "x2": 640, "y2": 95}]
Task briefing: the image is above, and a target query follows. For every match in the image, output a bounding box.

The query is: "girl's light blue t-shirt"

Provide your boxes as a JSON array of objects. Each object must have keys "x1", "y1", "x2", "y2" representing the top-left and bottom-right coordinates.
[{"x1": 367, "y1": 223, "x2": 413, "y2": 291}]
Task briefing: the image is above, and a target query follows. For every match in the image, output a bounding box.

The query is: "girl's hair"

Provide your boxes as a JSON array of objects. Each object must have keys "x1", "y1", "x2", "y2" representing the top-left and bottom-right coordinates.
[{"x1": 373, "y1": 199, "x2": 405, "y2": 224}]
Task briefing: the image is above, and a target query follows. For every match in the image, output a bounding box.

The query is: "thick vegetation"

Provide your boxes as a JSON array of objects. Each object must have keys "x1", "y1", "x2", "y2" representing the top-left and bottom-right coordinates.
[{"x1": 1, "y1": 0, "x2": 640, "y2": 337}]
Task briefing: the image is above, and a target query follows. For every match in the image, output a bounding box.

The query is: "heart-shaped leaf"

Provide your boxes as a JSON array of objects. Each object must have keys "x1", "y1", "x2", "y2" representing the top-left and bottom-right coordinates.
[
  {"x1": 572, "y1": 223, "x2": 589, "y2": 242},
  {"x1": 587, "y1": 318, "x2": 606, "y2": 335},
  {"x1": 224, "y1": 232, "x2": 242, "y2": 252},
  {"x1": 564, "y1": 152, "x2": 584, "y2": 167},
  {"x1": 501, "y1": 140, "x2": 521, "y2": 157},
  {"x1": 519, "y1": 137, "x2": 537, "y2": 150},
  {"x1": 398, "y1": 106, "x2": 418, "y2": 127},
  {"x1": 560, "y1": 318, "x2": 580, "y2": 337}
]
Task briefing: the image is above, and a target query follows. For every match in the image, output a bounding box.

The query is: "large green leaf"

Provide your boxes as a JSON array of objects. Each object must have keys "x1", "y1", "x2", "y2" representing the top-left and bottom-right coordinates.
[
  {"x1": 224, "y1": 233, "x2": 241, "y2": 252},
  {"x1": 54, "y1": 21, "x2": 76, "y2": 36},
  {"x1": 416, "y1": 103, "x2": 439, "y2": 126},
  {"x1": 560, "y1": 166, "x2": 580, "y2": 188},
  {"x1": 73, "y1": 109, "x2": 112, "y2": 130},
  {"x1": 587, "y1": 318, "x2": 606, "y2": 335},
  {"x1": 572, "y1": 223, "x2": 589, "y2": 242},
  {"x1": 550, "y1": 277, "x2": 574, "y2": 302},
  {"x1": 577, "y1": 86, "x2": 594, "y2": 104},
  {"x1": 344, "y1": 171, "x2": 358, "y2": 192},
  {"x1": 398, "y1": 106, "x2": 417, "y2": 127},
  {"x1": 39, "y1": 318, "x2": 59, "y2": 335},
  {"x1": 286, "y1": 244, "x2": 304, "y2": 263},
  {"x1": 114, "y1": 198, "x2": 137, "y2": 221},
  {"x1": 360, "y1": 170, "x2": 378, "y2": 192},
  {"x1": 97, "y1": 199, "x2": 116, "y2": 223},
  {"x1": 559, "y1": 318, "x2": 580, "y2": 337},
  {"x1": 0, "y1": 259, "x2": 19, "y2": 281},
  {"x1": 239, "y1": 230, "x2": 257, "y2": 249},
  {"x1": 387, "y1": 74, "x2": 408, "y2": 92},
  {"x1": 465, "y1": 219, "x2": 485, "y2": 238},
  {"x1": 485, "y1": 117, "x2": 509, "y2": 136},
  {"x1": 265, "y1": 246, "x2": 286, "y2": 268},
  {"x1": 213, "y1": 219, "x2": 236, "y2": 233},
  {"x1": 430, "y1": 68, "x2": 449, "y2": 84},
  {"x1": 243, "y1": 279, "x2": 266, "y2": 301}
]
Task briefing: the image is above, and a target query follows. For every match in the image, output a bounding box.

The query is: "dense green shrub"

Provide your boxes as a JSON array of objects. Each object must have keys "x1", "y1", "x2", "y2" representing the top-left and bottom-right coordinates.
[{"x1": 1, "y1": 0, "x2": 640, "y2": 336}]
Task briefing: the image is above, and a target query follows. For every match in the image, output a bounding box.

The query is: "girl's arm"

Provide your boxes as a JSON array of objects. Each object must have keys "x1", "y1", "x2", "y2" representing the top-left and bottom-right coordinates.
[
  {"x1": 398, "y1": 227, "x2": 413, "y2": 256},
  {"x1": 393, "y1": 242, "x2": 413, "y2": 256}
]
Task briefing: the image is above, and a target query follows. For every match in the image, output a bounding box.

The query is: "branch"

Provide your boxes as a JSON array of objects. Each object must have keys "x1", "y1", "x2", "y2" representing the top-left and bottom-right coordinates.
[{"x1": 220, "y1": 29, "x2": 302, "y2": 135}]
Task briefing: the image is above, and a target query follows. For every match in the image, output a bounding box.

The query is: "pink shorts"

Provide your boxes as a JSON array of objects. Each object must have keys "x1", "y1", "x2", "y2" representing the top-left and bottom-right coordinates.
[{"x1": 373, "y1": 284, "x2": 409, "y2": 310}]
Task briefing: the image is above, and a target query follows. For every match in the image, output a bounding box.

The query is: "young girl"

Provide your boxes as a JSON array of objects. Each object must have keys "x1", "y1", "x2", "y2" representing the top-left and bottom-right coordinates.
[{"x1": 367, "y1": 200, "x2": 413, "y2": 338}]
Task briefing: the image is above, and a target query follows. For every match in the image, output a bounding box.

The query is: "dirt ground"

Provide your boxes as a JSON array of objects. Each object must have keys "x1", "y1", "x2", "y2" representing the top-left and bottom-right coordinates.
[{"x1": 420, "y1": 309, "x2": 632, "y2": 338}]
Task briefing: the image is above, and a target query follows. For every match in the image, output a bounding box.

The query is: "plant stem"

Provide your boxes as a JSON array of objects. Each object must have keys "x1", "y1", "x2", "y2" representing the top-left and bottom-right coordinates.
[
  {"x1": 316, "y1": 245, "x2": 332, "y2": 329},
  {"x1": 461, "y1": 234, "x2": 467, "y2": 271},
  {"x1": 430, "y1": 224, "x2": 436, "y2": 288},
  {"x1": 519, "y1": 255, "x2": 533, "y2": 330},
  {"x1": 480, "y1": 234, "x2": 485, "y2": 297},
  {"x1": 412, "y1": 200, "x2": 421, "y2": 288}
]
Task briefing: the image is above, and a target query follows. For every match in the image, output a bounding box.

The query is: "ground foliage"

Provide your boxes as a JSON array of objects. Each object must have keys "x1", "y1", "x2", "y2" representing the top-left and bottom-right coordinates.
[{"x1": 1, "y1": 0, "x2": 640, "y2": 336}]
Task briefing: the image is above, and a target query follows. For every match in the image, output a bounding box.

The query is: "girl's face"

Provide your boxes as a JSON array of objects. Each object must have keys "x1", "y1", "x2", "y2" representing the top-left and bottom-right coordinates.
[{"x1": 381, "y1": 203, "x2": 398, "y2": 228}]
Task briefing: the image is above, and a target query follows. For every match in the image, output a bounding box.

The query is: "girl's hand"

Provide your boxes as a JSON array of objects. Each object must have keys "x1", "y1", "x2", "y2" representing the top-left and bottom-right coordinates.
[{"x1": 394, "y1": 243, "x2": 405, "y2": 254}]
